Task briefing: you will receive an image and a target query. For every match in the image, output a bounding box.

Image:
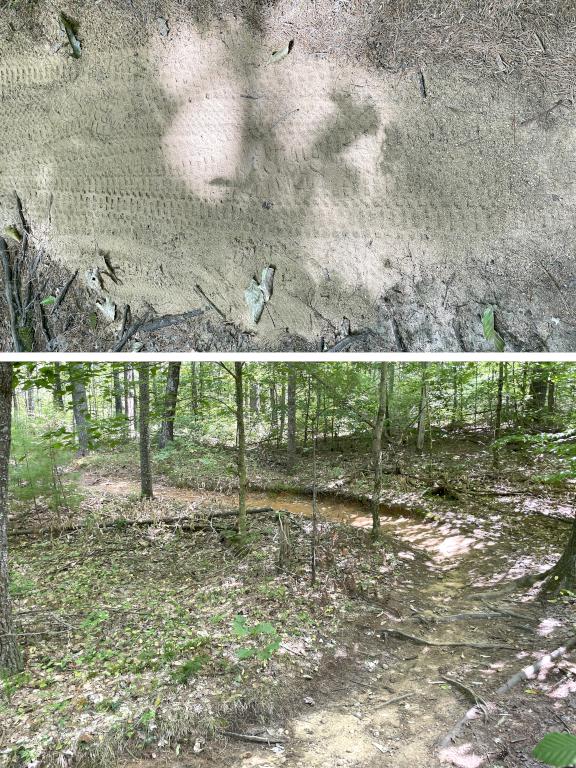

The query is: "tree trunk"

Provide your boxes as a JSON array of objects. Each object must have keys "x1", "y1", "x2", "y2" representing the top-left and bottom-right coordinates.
[
  {"x1": 69, "y1": 364, "x2": 89, "y2": 457},
  {"x1": 371, "y1": 363, "x2": 388, "y2": 539},
  {"x1": 527, "y1": 363, "x2": 549, "y2": 422},
  {"x1": 0, "y1": 363, "x2": 22, "y2": 675},
  {"x1": 53, "y1": 362, "x2": 65, "y2": 410},
  {"x1": 384, "y1": 362, "x2": 395, "y2": 440},
  {"x1": 138, "y1": 363, "x2": 153, "y2": 499},
  {"x1": 190, "y1": 362, "x2": 199, "y2": 416},
  {"x1": 542, "y1": 517, "x2": 576, "y2": 595},
  {"x1": 235, "y1": 363, "x2": 247, "y2": 536},
  {"x1": 278, "y1": 382, "x2": 286, "y2": 448},
  {"x1": 158, "y1": 362, "x2": 181, "y2": 449},
  {"x1": 416, "y1": 363, "x2": 428, "y2": 454},
  {"x1": 112, "y1": 367, "x2": 123, "y2": 416},
  {"x1": 492, "y1": 362, "x2": 505, "y2": 470},
  {"x1": 287, "y1": 367, "x2": 297, "y2": 473},
  {"x1": 270, "y1": 383, "x2": 278, "y2": 438}
]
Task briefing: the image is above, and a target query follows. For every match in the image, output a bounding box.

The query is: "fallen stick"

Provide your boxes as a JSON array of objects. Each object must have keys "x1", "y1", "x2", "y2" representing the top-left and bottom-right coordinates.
[
  {"x1": 51, "y1": 269, "x2": 78, "y2": 314},
  {"x1": 326, "y1": 331, "x2": 372, "y2": 352},
  {"x1": 377, "y1": 692, "x2": 414, "y2": 708},
  {"x1": 0, "y1": 237, "x2": 23, "y2": 351},
  {"x1": 139, "y1": 309, "x2": 206, "y2": 334},
  {"x1": 195, "y1": 284, "x2": 226, "y2": 320},
  {"x1": 380, "y1": 628, "x2": 511, "y2": 650},
  {"x1": 218, "y1": 730, "x2": 285, "y2": 744},
  {"x1": 496, "y1": 635, "x2": 576, "y2": 694},
  {"x1": 439, "y1": 635, "x2": 576, "y2": 748},
  {"x1": 11, "y1": 507, "x2": 275, "y2": 537}
]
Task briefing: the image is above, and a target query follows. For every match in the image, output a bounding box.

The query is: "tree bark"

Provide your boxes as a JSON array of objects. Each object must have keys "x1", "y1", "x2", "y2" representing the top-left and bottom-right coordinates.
[
  {"x1": 0, "y1": 363, "x2": 23, "y2": 674},
  {"x1": 278, "y1": 382, "x2": 286, "y2": 448},
  {"x1": 287, "y1": 367, "x2": 297, "y2": 473},
  {"x1": 541, "y1": 516, "x2": 576, "y2": 595},
  {"x1": 112, "y1": 366, "x2": 123, "y2": 416},
  {"x1": 158, "y1": 362, "x2": 181, "y2": 449},
  {"x1": 235, "y1": 363, "x2": 247, "y2": 536},
  {"x1": 416, "y1": 363, "x2": 428, "y2": 454},
  {"x1": 138, "y1": 363, "x2": 153, "y2": 499},
  {"x1": 190, "y1": 362, "x2": 199, "y2": 416},
  {"x1": 371, "y1": 363, "x2": 388, "y2": 539},
  {"x1": 53, "y1": 362, "x2": 65, "y2": 410},
  {"x1": 69, "y1": 363, "x2": 89, "y2": 457}
]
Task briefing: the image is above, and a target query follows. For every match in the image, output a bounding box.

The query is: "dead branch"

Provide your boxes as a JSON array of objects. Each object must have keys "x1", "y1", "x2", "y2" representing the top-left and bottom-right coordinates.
[
  {"x1": 0, "y1": 237, "x2": 23, "y2": 351},
  {"x1": 439, "y1": 635, "x2": 576, "y2": 748},
  {"x1": 138, "y1": 309, "x2": 206, "y2": 334},
  {"x1": 380, "y1": 628, "x2": 511, "y2": 650},
  {"x1": 496, "y1": 635, "x2": 576, "y2": 694},
  {"x1": 11, "y1": 507, "x2": 275, "y2": 537},
  {"x1": 218, "y1": 730, "x2": 285, "y2": 744},
  {"x1": 51, "y1": 269, "x2": 78, "y2": 314},
  {"x1": 376, "y1": 692, "x2": 414, "y2": 708}
]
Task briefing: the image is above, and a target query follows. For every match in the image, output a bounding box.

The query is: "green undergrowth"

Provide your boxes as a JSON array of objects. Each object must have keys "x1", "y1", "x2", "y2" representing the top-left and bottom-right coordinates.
[{"x1": 3, "y1": 495, "x2": 394, "y2": 768}]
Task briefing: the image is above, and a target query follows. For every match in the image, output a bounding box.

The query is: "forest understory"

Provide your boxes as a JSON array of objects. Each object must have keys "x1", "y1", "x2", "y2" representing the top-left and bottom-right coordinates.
[{"x1": 4, "y1": 420, "x2": 576, "y2": 768}]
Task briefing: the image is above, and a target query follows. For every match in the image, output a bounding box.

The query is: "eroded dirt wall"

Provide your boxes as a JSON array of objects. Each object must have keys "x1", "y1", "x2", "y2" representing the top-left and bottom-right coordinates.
[{"x1": 0, "y1": 1, "x2": 574, "y2": 350}]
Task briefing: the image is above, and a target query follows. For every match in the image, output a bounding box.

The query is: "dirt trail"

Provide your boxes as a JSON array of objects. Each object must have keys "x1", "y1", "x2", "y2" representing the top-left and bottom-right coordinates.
[
  {"x1": 81, "y1": 475, "x2": 572, "y2": 768},
  {"x1": 1, "y1": 1, "x2": 575, "y2": 350}
]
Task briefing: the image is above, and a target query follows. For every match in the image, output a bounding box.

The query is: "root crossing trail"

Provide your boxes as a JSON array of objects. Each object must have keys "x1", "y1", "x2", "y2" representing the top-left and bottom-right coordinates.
[{"x1": 83, "y1": 476, "x2": 571, "y2": 768}]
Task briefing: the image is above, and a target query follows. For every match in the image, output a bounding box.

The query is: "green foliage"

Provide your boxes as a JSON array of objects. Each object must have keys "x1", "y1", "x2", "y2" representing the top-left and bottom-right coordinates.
[
  {"x1": 10, "y1": 418, "x2": 82, "y2": 513},
  {"x1": 232, "y1": 615, "x2": 281, "y2": 662},
  {"x1": 533, "y1": 733, "x2": 576, "y2": 766},
  {"x1": 172, "y1": 655, "x2": 208, "y2": 684},
  {"x1": 482, "y1": 306, "x2": 505, "y2": 351}
]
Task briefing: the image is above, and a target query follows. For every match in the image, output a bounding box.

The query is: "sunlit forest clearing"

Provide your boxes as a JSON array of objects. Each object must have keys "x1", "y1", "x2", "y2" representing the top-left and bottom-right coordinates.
[{"x1": 1, "y1": 362, "x2": 576, "y2": 768}]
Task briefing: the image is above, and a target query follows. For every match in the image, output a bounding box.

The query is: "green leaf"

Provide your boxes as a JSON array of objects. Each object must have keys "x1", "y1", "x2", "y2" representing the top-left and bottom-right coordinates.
[
  {"x1": 60, "y1": 13, "x2": 82, "y2": 58},
  {"x1": 236, "y1": 647, "x2": 256, "y2": 659},
  {"x1": 232, "y1": 615, "x2": 251, "y2": 637},
  {"x1": 3, "y1": 225, "x2": 22, "y2": 243},
  {"x1": 533, "y1": 733, "x2": 576, "y2": 766},
  {"x1": 40, "y1": 296, "x2": 57, "y2": 306},
  {"x1": 482, "y1": 306, "x2": 505, "y2": 352},
  {"x1": 253, "y1": 621, "x2": 276, "y2": 635}
]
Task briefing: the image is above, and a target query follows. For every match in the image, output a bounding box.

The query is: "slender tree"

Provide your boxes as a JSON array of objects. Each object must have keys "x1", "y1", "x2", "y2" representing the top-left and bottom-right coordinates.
[
  {"x1": 0, "y1": 363, "x2": 22, "y2": 674},
  {"x1": 371, "y1": 363, "x2": 388, "y2": 539},
  {"x1": 112, "y1": 366, "x2": 123, "y2": 416},
  {"x1": 541, "y1": 516, "x2": 576, "y2": 595},
  {"x1": 287, "y1": 367, "x2": 297, "y2": 473},
  {"x1": 53, "y1": 362, "x2": 65, "y2": 410},
  {"x1": 416, "y1": 363, "x2": 428, "y2": 454},
  {"x1": 492, "y1": 362, "x2": 505, "y2": 469},
  {"x1": 138, "y1": 364, "x2": 153, "y2": 499},
  {"x1": 69, "y1": 364, "x2": 89, "y2": 457},
  {"x1": 158, "y1": 362, "x2": 181, "y2": 449},
  {"x1": 234, "y1": 362, "x2": 247, "y2": 536}
]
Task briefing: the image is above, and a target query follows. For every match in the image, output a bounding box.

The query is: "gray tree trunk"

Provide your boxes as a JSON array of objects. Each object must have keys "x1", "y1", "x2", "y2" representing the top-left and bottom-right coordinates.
[
  {"x1": 0, "y1": 363, "x2": 23, "y2": 674},
  {"x1": 371, "y1": 363, "x2": 388, "y2": 539},
  {"x1": 69, "y1": 364, "x2": 89, "y2": 457},
  {"x1": 287, "y1": 368, "x2": 297, "y2": 473},
  {"x1": 159, "y1": 362, "x2": 181, "y2": 449},
  {"x1": 416, "y1": 363, "x2": 428, "y2": 454},
  {"x1": 235, "y1": 363, "x2": 247, "y2": 536},
  {"x1": 138, "y1": 364, "x2": 153, "y2": 499},
  {"x1": 112, "y1": 367, "x2": 123, "y2": 416},
  {"x1": 53, "y1": 362, "x2": 65, "y2": 410}
]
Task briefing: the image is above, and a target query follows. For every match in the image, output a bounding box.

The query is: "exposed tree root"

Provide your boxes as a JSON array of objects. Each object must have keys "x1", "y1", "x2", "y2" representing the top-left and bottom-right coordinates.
[{"x1": 380, "y1": 628, "x2": 511, "y2": 650}]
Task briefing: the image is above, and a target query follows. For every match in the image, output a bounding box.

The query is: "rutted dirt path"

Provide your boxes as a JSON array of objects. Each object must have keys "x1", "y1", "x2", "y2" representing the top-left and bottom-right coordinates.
[{"x1": 81, "y1": 475, "x2": 573, "y2": 768}]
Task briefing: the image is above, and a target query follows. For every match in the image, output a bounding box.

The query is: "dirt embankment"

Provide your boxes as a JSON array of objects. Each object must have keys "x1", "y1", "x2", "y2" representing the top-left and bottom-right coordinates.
[{"x1": 0, "y1": 0, "x2": 574, "y2": 350}]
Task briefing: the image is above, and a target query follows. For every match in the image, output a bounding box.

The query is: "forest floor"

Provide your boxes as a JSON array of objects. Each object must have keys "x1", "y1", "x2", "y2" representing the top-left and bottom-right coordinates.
[{"x1": 4, "y1": 432, "x2": 576, "y2": 768}]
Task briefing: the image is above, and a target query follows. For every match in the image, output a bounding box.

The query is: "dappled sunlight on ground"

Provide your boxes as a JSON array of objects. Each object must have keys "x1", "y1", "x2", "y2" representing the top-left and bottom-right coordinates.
[
  {"x1": 439, "y1": 744, "x2": 485, "y2": 768},
  {"x1": 538, "y1": 618, "x2": 563, "y2": 637}
]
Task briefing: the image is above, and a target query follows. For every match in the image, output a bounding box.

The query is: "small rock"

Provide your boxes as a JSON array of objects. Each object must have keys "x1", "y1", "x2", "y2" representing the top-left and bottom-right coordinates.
[{"x1": 156, "y1": 17, "x2": 169, "y2": 36}]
